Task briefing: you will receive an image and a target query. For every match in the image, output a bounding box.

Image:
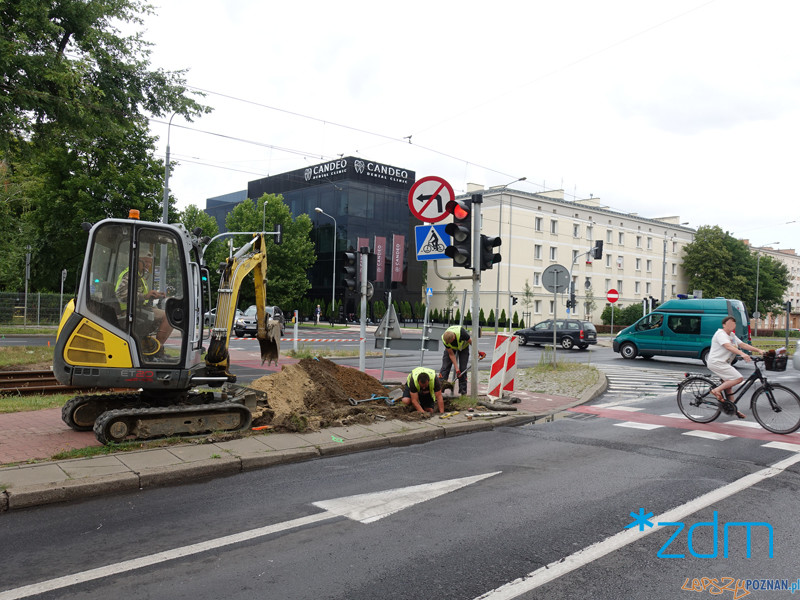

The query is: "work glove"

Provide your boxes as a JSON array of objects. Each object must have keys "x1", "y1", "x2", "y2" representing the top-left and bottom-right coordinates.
[
  {"x1": 455, "y1": 370, "x2": 462, "y2": 378},
  {"x1": 478, "y1": 351, "x2": 486, "y2": 360}
]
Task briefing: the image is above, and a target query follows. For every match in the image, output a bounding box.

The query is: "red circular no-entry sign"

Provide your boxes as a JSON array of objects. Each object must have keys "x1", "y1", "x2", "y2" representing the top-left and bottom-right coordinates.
[{"x1": 607, "y1": 289, "x2": 619, "y2": 303}]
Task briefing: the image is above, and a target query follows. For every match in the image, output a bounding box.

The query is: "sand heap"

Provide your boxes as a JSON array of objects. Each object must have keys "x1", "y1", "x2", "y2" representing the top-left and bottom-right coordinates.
[{"x1": 248, "y1": 357, "x2": 432, "y2": 432}]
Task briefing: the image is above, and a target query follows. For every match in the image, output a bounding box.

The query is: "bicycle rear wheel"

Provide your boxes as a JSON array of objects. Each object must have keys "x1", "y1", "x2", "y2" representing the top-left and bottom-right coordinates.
[
  {"x1": 751, "y1": 384, "x2": 800, "y2": 434},
  {"x1": 677, "y1": 377, "x2": 721, "y2": 423}
]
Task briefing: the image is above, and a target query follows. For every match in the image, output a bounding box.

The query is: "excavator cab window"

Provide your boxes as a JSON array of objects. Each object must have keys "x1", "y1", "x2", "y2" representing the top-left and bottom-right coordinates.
[{"x1": 85, "y1": 223, "x2": 187, "y2": 366}]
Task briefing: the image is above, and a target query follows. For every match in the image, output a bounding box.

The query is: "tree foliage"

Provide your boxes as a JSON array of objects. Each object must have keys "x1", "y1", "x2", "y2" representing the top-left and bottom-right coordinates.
[
  {"x1": 223, "y1": 194, "x2": 315, "y2": 311},
  {"x1": 682, "y1": 225, "x2": 788, "y2": 313},
  {"x1": 0, "y1": 0, "x2": 209, "y2": 291}
]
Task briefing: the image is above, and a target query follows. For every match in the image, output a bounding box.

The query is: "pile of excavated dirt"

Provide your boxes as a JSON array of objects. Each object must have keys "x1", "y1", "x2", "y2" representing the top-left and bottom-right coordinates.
[{"x1": 248, "y1": 357, "x2": 446, "y2": 432}]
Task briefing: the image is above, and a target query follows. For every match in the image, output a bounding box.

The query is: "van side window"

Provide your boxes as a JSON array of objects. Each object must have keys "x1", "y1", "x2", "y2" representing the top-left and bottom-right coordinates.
[
  {"x1": 668, "y1": 315, "x2": 700, "y2": 335},
  {"x1": 635, "y1": 314, "x2": 663, "y2": 331}
]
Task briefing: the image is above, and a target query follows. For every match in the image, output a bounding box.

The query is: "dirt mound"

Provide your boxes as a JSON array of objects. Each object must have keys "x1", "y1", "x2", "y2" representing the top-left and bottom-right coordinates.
[{"x1": 248, "y1": 357, "x2": 435, "y2": 432}]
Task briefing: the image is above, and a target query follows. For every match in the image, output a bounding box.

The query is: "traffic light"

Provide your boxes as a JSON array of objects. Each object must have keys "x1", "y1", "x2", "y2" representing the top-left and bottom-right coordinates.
[
  {"x1": 592, "y1": 240, "x2": 603, "y2": 260},
  {"x1": 479, "y1": 234, "x2": 502, "y2": 271},
  {"x1": 649, "y1": 296, "x2": 659, "y2": 310},
  {"x1": 444, "y1": 198, "x2": 472, "y2": 269},
  {"x1": 512, "y1": 296, "x2": 518, "y2": 305},
  {"x1": 342, "y1": 251, "x2": 357, "y2": 291}
]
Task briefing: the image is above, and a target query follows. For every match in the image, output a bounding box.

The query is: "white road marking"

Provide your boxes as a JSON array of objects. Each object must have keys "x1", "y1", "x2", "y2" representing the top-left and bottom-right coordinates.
[
  {"x1": 0, "y1": 472, "x2": 500, "y2": 600},
  {"x1": 613, "y1": 422, "x2": 663, "y2": 430},
  {"x1": 682, "y1": 430, "x2": 733, "y2": 441},
  {"x1": 473, "y1": 453, "x2": 800, "y2": 600},
  {"x1": 762, "y1": 441, "x2": 800, "y2": 452}
]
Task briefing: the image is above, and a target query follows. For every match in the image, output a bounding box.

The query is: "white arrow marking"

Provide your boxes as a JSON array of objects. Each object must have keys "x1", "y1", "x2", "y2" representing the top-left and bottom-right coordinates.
[
  {"x1": 314, "y1": 471, "x2": 501, "y2": 524},
  {"x1": 0, "y1": 472, "x2": 501, "y2": 600}
]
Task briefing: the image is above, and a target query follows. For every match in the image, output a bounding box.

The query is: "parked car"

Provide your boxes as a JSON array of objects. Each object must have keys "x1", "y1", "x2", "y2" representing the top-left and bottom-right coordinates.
[
  {"x1": 514, "y1": 318, "x2": 597, "y2": 350},
  {"x1": 203, "y1": 307, "x2": 243, "y2": 327},
  {"x1": 234, "y1": 305, "x2": 285, "y2": 337}
]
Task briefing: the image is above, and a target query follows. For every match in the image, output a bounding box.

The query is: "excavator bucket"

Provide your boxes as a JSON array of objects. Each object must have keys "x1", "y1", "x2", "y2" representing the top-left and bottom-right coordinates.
[{"x1": 259, "y1": 319, "x2": 280, "y2": 366}]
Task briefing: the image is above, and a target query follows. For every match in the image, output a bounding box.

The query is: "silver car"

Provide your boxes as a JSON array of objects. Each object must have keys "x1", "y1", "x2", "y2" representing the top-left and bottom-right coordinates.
[{"x1": 234, "y1": 305, "x2": 285, "y2": 337}]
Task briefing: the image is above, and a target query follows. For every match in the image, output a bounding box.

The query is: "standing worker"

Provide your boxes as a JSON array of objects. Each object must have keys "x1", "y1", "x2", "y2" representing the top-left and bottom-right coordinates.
[
  {"x1": 439, "y1": 325, "x2": 485, "y2": 395},
  {"x1": 401, "y1": 367, "x2": 445, "y2": 415}
]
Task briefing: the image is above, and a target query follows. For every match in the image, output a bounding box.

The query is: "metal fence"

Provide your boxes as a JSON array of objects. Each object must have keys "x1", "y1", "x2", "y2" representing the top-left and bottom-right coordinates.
[{"x1": 0, "y1": 291, "x2": 69, "y2": 326}]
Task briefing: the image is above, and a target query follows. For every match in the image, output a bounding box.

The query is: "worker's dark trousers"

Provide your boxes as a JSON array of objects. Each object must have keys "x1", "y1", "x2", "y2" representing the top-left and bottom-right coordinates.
[{"x1": 440, "y1": 347, "x2": 469, "y2": 395}]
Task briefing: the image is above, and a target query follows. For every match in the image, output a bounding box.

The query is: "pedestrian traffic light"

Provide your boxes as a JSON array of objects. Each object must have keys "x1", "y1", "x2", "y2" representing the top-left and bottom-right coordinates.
[
  {"x1": 444, "y1": 198, "x2": 472, "y2": 269},
  {"x1": 592, "y1": 240, "x2": 603, "y2": 260},
  {"x1": 479, "y1": 235, "x2": 502, "y2": 271},
  {"x1": 342, "y1": 251, "x2": 357, "y2": 291}
]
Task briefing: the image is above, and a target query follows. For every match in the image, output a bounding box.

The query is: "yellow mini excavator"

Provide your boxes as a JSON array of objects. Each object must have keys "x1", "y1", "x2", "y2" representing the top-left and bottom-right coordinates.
[{"x1": 53, "y1": 210, "x2": 280, "y2": 444}]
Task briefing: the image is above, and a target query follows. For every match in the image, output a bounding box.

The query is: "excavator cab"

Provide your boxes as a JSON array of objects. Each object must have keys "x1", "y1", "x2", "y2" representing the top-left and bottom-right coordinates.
[{"x1": 54, "y1": 214, "x2": 204, "y2": 391}]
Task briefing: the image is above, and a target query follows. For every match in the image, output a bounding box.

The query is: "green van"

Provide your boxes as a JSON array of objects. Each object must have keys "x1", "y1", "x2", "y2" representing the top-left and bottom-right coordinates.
[{"x1": 612, "y1": 298, "x2": 751, "y2": 364}]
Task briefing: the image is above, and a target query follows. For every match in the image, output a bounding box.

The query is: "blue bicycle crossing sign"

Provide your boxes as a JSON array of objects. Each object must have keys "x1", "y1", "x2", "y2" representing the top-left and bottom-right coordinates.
[{"x1": 415, "y1": 224, "x2": 450, "y2": 261}]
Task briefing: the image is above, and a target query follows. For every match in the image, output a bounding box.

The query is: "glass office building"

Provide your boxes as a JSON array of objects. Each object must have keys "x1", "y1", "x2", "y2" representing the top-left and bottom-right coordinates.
[{"x1": 206, "y1": 157, "x2": 423, "y2": 317}]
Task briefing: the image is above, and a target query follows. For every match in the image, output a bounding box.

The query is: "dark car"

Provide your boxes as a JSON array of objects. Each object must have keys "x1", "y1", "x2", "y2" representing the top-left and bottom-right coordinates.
[
  {"x1": 234, "y1": 305, "x2": 285, "y2": 337},
  {"x1": 514, "y1": 318, "x2": 597, "y2": 350}
]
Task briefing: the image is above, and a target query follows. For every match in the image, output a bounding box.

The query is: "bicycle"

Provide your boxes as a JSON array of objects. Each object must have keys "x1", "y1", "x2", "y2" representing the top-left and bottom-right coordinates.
[{"x1": 676, "y1": 356, "x2": 800, "y2": 434}]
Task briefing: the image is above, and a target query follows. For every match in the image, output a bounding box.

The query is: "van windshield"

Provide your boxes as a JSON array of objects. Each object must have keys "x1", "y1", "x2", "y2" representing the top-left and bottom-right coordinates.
[{"x1": 635, "y1": 313, "x2": 663, "y2": 331}]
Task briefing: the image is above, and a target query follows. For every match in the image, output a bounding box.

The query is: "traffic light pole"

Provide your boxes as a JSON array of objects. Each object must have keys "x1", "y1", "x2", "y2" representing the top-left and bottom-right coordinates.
[
  {"x1": 470, "y1": 194, "x2": 482, "y2": 400},
  {"x1": 359, "y1": 247, "x2": 368, "y2": 372}
]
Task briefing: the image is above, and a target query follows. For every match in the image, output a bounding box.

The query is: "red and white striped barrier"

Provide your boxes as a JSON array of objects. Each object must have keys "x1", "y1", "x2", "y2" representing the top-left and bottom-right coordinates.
[{"x1": 487, "y1": 334, "x2": 518, "y2": 400}]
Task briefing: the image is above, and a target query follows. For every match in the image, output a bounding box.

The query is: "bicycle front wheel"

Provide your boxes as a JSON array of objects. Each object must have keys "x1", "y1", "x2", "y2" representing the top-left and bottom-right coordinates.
[
  {"x1": 751, "y1": 384, "x2": 800, "y2": 434},
  {"x1": 677, "y1": 377, "x2": 721, "y2": 423}
]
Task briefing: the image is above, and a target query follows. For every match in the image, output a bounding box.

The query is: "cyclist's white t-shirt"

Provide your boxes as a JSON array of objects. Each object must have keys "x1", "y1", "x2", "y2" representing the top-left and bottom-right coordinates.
[{"x1": 707, "y1": 329, "x2": 742, "y2": 380}]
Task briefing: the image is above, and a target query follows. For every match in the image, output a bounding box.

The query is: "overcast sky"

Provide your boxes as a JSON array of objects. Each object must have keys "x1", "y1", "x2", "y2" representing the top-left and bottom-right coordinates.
[{"x1": 140, "y1": 0, "x2": 799, "y2": 250}]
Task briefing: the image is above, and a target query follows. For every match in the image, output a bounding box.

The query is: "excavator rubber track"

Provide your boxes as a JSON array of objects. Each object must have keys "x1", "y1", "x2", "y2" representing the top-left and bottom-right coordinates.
[
  {"x1": 93, "y1": 401, "x2": 253, "y2": 444},
  {"x1": 62, "y1": 393, "x2": 148, "y2": 432}
]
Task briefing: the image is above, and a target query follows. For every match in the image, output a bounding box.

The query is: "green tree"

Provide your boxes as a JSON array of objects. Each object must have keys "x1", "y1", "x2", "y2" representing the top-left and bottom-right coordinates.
[
  {"x1": 681, "y1": 226, "x2": 753, "y2": 305},
  {"x1": 1, "y1": 0, "x2": 209, "y2": 291},
  {"x1": 223, "y1": 194, "x2": 315, "y2": 311}
]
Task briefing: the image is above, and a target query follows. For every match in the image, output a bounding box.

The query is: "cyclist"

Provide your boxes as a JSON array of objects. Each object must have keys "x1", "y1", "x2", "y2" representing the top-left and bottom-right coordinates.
[{"x1": 708, "y1": 316, "x2": 763, "y2": 418}]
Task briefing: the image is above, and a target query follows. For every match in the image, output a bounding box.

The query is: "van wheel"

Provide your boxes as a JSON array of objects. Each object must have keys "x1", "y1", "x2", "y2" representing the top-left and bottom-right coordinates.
[
  {"x1": 701, "y1": 348, "x2": 710, "y2": 365},
  {"x1": 620, "y1": 343, "x2": 638, "y2": 359}
]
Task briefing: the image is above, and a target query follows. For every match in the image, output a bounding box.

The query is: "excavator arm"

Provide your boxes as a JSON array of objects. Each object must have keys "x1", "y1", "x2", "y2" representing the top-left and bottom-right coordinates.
[{"x1": 205, "y1": 233, "x2": 277, "y2": 377}]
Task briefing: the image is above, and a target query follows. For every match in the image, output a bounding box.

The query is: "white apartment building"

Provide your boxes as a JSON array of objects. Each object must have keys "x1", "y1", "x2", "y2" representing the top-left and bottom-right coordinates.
[
  {"x1": 745, "y1": 242, "x2": 800, "y2": 330},
  {"x1": 427, "y1": 185, "x2": 694, "y2": 326}
]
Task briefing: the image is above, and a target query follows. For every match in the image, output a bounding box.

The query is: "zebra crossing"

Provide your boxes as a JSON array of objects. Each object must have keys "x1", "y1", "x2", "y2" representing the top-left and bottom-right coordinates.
[{"x1": 595, "y1": 364, "x2": 689, "y2": 404}]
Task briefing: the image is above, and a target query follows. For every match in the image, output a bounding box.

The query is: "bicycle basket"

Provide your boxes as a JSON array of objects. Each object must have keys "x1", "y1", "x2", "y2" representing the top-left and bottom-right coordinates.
[{"x1": 764, "y1": 355, "x2": 787, "y2": 371}]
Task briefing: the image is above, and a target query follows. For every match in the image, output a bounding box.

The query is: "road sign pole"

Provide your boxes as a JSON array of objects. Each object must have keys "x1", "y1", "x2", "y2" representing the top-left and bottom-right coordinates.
[{"x1": 359, "y1": 248, "x2": 368, "y2": 372}]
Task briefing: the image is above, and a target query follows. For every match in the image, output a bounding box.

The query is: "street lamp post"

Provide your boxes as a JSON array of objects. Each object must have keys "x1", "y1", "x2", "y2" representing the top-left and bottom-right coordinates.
[
  {"x1": 162, "y1": 112, "x2": 177, "y2": 225},
  {"x1": 315, "y1": 207, "x2": 337, "y2": 325},
  {"x1": 755, "y1": 242, "x2": 780, "y2": 336}
]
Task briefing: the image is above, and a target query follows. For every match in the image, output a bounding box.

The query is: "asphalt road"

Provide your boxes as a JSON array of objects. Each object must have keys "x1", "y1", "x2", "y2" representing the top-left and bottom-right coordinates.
[{"x1": 2, "y1": 382, "x2": 800, "y2": 599}]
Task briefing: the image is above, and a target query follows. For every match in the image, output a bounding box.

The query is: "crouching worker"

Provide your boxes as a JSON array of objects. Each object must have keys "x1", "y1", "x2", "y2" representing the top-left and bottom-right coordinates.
[{"x1": 401, "y1": 367, "x2": 445, "y2": 415}]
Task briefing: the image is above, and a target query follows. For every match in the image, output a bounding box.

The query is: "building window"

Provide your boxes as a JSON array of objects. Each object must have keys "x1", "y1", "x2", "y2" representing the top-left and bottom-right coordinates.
[
  {"x1": 550, "y1": 220, "x2": 558, "y2": 234},
  {"x1": 572, "y1": 250, "x2": 579, "y2": 263},
  {"x1": 535, "y1": 299, "x2": 541, "y2": 313},
  {"x1": 635, "y1": 282, "x2": 641, "y2": 294},
  {"x1": 606, "y1": 230, "x2": 613, "y2": 243},
  {"x1": 573, "y1": 224, "x2": 580, "y2": 237},
  {"x1": 618, "y1": 232, "x2": 625, "y2": 245},
  {"x1": 647, "y1": 237, "x2": 653, "y2": 250},
  {"x1": 605, "y1": 279, "x2": 611, "y2": 292},
  {"x1": 636, "y1": 235, "x2": 642, "y2": 248},
  {"x1": 605, "y1": 254, "x2": 612, "y2": 267},
  {"x1": 646, "y1": 259, "x2": 652, "y2": 272},
  {"x1": 672, "y1": 241, "x2": 678, "y2": 253},
  {"x1": 671, "y1": 284, "x2": 676, "y2": 296},
  {"x1": 617, "y1": 280, "x2": 623, "y2": 294},
  {"x1": 646, "y1": 282, "x2": 651, "y2": 294},
  {"x1": 534, "y1": 245, "x2": 542, "y2": 260},
  {"x1": 587, "y1": 225, "x2": 593, "y2": 241},
  {"x1": 535, "y1": 217, "x2": 543, "y2": 232},
  {"x1": 617, "y1": 256, "x2": 624, "y2": 268},
  {"x1": 549, "y1": 247, "x2": 557, "y2": 261},
  {"x1": 672, "y1": 263, "x2": 676, "y2": 275},
  {"x1": 635, "y1": 258, "x2": 641, "y2": 270},
  {"x1": 534, "y1": 272, "x2": 540, "y2": 286},
  {"x1": 549, "y1": 300, "x2": 554, "y2": 314}
]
